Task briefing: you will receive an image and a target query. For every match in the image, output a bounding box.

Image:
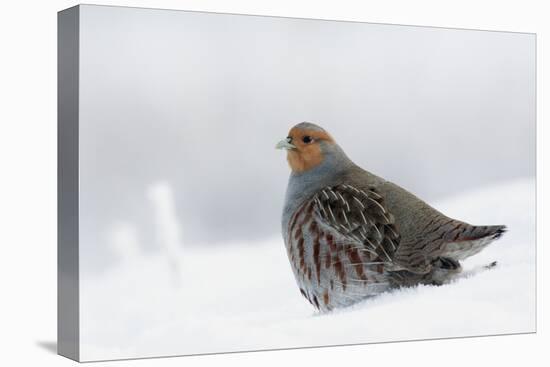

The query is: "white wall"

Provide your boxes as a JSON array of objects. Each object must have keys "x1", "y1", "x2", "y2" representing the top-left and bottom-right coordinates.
[{"x1": 0, "y1": 1, "x2": 546, "y2": 367}]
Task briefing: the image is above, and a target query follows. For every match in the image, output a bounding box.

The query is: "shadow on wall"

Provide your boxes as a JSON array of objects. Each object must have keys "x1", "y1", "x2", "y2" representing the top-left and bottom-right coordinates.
[{"x1": 36, "y1": 340, "x2": 56, "y2": 354}]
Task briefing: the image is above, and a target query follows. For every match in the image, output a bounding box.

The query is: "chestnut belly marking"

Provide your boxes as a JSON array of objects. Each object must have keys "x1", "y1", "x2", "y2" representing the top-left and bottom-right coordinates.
[{"x1": 285, "y1": 201, "x2": 390, "y2": 311}]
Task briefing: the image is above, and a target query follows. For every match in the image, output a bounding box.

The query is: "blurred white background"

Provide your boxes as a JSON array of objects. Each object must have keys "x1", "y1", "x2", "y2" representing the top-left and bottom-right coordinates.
[
  {"x1": 0, "y1": 0, "x2": 547, "y2": 367},
  {"x1": 78, "y1": 5, "x2": 534, "y2": 274}
]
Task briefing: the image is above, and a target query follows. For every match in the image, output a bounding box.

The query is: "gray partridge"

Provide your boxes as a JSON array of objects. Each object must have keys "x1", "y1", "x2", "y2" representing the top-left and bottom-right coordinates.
[{"x1": 277, "y1": 122, "x2": 505, "y2": 312}]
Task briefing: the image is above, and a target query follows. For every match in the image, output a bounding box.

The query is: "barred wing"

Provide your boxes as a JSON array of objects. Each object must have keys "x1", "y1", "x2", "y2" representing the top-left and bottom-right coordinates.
[{"x1": 312, "y1": 184, "x2": 400, "y2": 263}]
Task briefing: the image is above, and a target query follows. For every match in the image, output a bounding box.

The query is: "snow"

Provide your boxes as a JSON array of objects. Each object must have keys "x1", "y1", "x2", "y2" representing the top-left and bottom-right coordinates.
[{"x1": 80, "y1": 178, "x2": 535, "y2": 361}]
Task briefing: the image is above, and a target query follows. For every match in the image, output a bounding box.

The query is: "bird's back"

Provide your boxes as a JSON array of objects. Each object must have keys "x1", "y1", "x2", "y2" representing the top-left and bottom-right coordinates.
[{"x1": 345, "y1": 165, "x2": 505, "y2": 273}]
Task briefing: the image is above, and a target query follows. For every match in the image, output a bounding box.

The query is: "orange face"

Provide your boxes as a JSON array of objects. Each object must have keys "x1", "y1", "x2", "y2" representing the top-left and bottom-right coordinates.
[{"x1": 282, "y1": 127, "x2": 335, "y2": 173}]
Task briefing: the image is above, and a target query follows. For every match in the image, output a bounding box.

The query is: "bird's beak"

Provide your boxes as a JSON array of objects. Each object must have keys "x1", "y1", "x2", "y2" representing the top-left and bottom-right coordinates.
[{"x1": 275, "y1": 137, "x2": 296, "y2": 150}]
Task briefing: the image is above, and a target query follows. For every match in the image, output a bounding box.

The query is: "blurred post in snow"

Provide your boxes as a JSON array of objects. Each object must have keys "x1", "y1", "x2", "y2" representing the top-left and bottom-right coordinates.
[{"x1": 148, "y1": 181, "x2": 186, "y2": 286}]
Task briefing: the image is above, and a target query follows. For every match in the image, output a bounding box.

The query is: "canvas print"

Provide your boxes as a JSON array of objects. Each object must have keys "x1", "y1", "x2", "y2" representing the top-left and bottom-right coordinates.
[{"x1": 58, "y1": 4, "x2": 536, "y2": 362}]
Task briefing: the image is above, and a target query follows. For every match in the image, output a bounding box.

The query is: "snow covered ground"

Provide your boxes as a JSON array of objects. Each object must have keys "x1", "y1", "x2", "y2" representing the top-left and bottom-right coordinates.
[{"x1": 80, "y1": 178, "x2": 535, "y2": 361}]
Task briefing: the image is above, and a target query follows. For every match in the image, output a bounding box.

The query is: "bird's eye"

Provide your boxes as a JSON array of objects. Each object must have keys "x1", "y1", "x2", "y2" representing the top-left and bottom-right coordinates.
[{"x1": 302, "y1": 136, "x2": 313, "y2": 144}]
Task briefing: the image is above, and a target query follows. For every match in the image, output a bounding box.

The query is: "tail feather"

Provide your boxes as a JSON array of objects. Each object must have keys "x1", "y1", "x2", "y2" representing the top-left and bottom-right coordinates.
[
  {"x1": 456, "y1": 224, "x2": 507, "y2": 242},
  {"x1": 442, "y1": 224, "x2": 506, "y2": 261}
]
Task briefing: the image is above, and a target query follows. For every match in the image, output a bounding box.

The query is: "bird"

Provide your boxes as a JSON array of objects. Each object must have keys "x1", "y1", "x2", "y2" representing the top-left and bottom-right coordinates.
[{"x1": 276, "y1": 122, "x2": 506, "y2": 312}]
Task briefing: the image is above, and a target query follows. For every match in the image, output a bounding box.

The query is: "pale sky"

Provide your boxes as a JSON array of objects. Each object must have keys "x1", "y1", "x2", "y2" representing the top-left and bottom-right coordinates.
[{"x1": 76, "y1": 5, "x2": 535, "y2": 273}]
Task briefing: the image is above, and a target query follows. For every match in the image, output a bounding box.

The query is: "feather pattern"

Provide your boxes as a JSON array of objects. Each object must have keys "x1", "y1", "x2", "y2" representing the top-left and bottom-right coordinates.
[
  {"x1": 312, "y1": 184, "x2": 400, "y2": 263},
  {"x1": 284, "y1": 184, "x2": 400, "y2": 312}
]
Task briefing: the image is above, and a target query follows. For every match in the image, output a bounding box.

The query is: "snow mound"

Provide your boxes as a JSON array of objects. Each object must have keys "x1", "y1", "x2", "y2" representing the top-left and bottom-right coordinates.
[{"x1": 80, "y1": 178, "x2": 535, "y2": 361}]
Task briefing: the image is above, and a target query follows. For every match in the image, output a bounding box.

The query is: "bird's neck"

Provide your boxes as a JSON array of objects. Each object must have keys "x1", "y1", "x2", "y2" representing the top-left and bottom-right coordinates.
[{"x1": 282, "y1": 148, "x2": 354, "y2": 229}]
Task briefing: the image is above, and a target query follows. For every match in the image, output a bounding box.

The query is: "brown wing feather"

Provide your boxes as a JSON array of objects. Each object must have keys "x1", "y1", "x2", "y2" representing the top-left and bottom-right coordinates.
[{"x1": 312, "y1": 184, "x2": 400, "y2": 263}]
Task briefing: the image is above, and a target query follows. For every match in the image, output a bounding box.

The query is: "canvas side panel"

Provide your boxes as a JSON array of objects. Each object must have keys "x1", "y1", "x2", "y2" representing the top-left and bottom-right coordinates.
[{"x1": 57, "y1": 5, "x2": 80, "y2": 362}]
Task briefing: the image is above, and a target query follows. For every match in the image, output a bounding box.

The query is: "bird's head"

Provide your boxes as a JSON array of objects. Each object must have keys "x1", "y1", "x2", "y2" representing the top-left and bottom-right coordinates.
[{"x1": 276, "y1": 122, "x2": 343, "y2": 174}]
